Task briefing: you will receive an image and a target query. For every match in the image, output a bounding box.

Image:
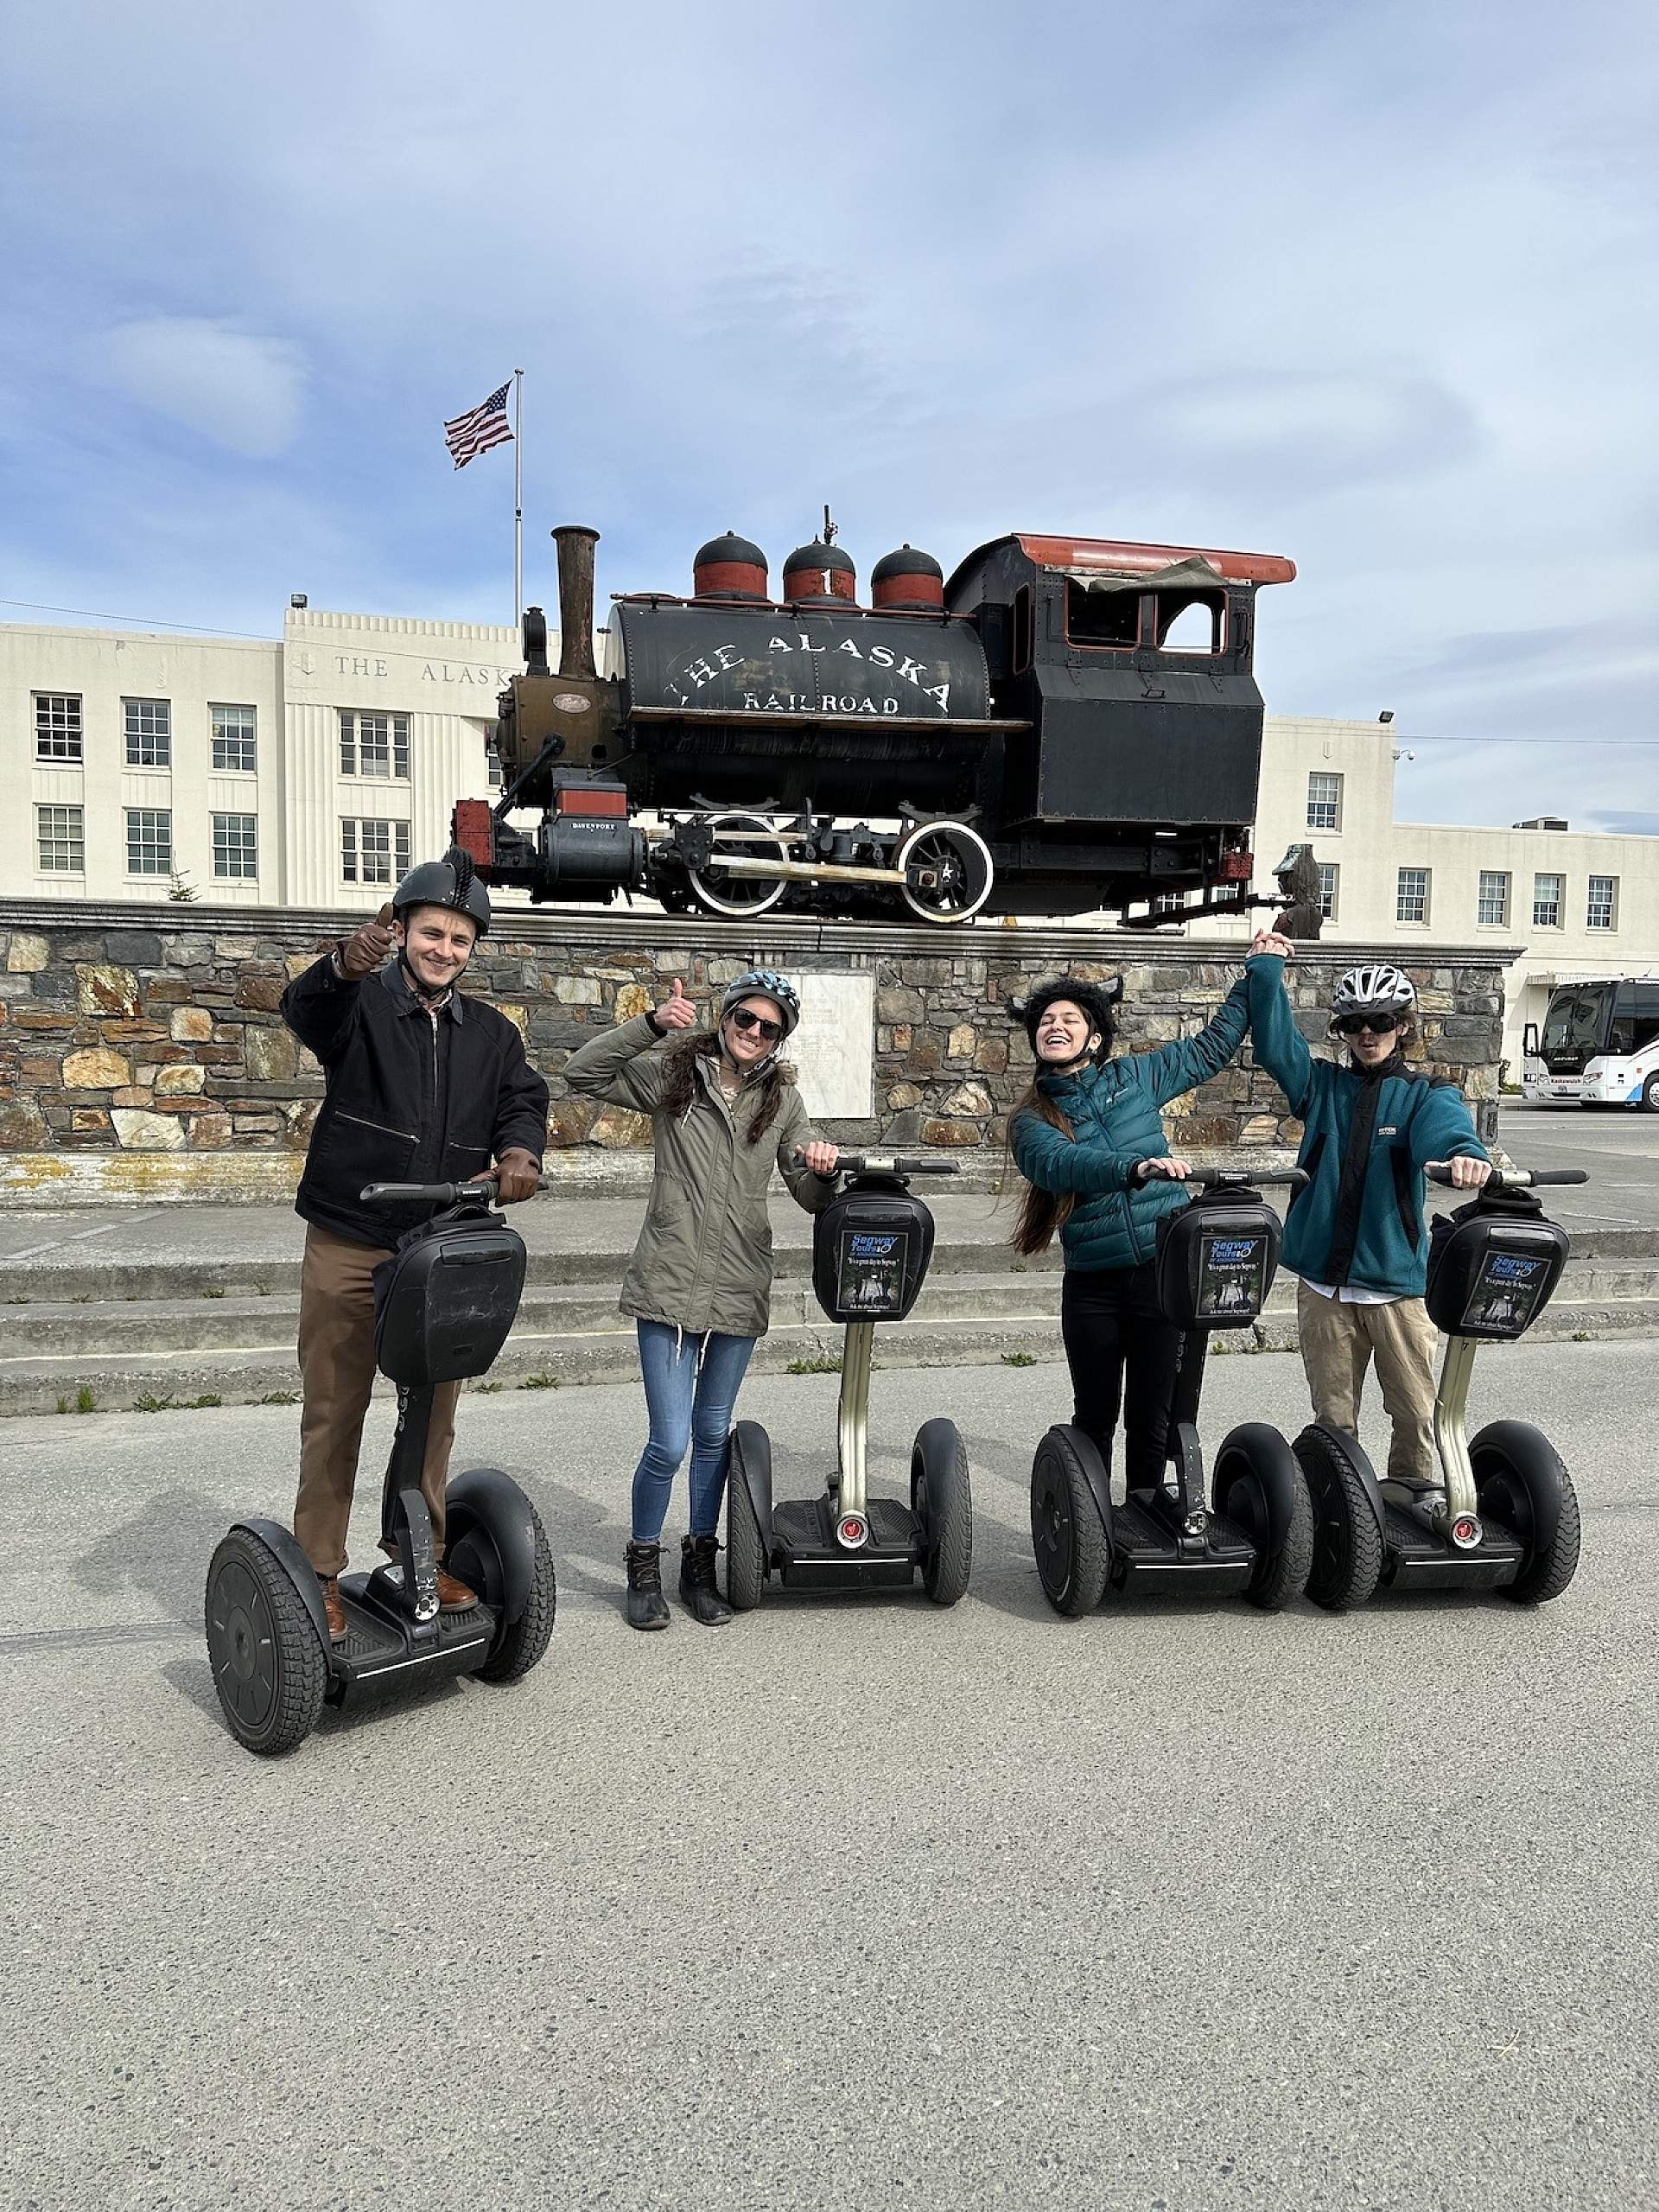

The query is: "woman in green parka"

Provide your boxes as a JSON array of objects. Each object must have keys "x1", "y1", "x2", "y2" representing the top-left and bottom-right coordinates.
[
  {"x1": 1007, "y1": 959, "x2": 1269, "y2": 1495},
  {"x1": 564, "y1": 968, "x2": 836, "y2": 1630}
]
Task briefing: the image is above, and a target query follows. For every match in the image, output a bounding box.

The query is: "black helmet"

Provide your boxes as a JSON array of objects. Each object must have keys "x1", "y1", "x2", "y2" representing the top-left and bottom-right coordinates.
[
  {"x1": 392, "y1": 846, "x2": 492, "y2": 938},
  {"x1": 1016, "y1": 975, "x2": 1122, "y2": 1064}
]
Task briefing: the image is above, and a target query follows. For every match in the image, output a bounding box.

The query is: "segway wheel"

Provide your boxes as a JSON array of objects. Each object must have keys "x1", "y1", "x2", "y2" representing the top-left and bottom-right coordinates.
[
  {"x1": 1294, "y1": 1423, "x2": 1383, "y2": 1612},
  {"x1": 1029, "y1": 1427, "x2": 1110, "y2": 1618},
  {"x1": 473, "y1": 1513, "x2": 557, "y2": 1684},
  {"x1": 204, "y1": 1529, "x2": 327, "y2": 1756},
  {"x1": 1215, "y1": 1422, "x2": 1314, "y2": 1612},
  {"x1": 1471, "y1": 1420, "x2": 1582, "y2": 1605},
  {"x1": 724, "y1": 1426, "x2": 769, "y2": 1611},
  {"x1": 912, "y1": 1417, "x2": 973, "y2": 1606}
]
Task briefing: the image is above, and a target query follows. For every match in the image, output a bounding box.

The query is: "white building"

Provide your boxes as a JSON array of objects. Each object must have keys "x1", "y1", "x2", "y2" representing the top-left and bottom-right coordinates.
[
  {"x1": 3, "y1": 607, "x2": 1654, "y2": 1071},
  {"x1": 0, "y1": 607, "x2": 530, "y2": 913},
  {"x1": 1205, "y1": 717, "x2": 1659, "y2": 1071}
]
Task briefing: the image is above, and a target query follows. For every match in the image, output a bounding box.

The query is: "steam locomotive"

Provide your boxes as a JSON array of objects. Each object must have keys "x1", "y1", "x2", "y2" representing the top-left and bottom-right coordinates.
[{"x1": 450, "y1": 520, "x2": 1299, "y2": 927}]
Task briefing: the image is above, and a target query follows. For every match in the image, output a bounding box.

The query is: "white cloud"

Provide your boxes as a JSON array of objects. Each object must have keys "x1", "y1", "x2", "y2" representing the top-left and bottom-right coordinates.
[{"x1": 92, "y1": 318, "x2": 307, "y2": 459}]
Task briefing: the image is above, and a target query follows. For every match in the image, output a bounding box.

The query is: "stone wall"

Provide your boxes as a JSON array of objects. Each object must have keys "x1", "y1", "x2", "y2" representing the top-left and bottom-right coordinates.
[{"x1": 0, "y1": 898, "x2": 1511, "y2": 1197}]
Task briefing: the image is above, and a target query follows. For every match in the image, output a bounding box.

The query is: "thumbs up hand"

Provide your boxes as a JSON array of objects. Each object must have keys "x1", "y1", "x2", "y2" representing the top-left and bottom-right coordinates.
[
  {"x1": 340, "y1": 902, "x2": 398, "y2": 979},
  {"x1": 653, "y1": 976, "x2": 698, "y2": 1032}
]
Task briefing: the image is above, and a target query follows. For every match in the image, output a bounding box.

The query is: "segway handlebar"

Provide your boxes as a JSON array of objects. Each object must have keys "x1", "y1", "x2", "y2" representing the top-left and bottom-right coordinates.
[
  {"x1": 791, "y1": 1150, "x2": 960, "y2": 1178},
  {"x1": 1424, "y1": 1163, "x2": 1588, "y2": 1189},
  {"x1": 1133, "y1": 1161, "x2": 1308, "y2": 1192},
  {"x1": 358, "y1": 1174, "x2": 545, "y2": 1205}
]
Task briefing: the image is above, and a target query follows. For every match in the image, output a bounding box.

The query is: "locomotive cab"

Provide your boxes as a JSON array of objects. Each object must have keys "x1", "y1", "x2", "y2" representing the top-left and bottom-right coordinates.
[{"x1": 944, "y1": 534, "x2": 1294, "y2": 917}]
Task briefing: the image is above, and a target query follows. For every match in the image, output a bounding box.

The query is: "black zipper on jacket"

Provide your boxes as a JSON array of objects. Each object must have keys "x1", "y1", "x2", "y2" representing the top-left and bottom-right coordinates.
[{"x1": 1325, "y1": 1074, "x2": 1386, "y2": 1288}]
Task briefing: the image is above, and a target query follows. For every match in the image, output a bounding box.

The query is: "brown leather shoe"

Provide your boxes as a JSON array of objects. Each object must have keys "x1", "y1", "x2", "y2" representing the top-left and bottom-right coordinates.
[
  {"x1": 319, "y1": 1575, "x2": 347, "y2": 1643},
  {"x1": 435, "y1": 1567, "x2": 477, "y2": 1611}
]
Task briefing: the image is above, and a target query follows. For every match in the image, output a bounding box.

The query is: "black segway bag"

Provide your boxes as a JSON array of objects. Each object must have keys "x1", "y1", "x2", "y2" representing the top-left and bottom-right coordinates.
[
  {"x1": 1426, "y1": 1188, "x2": 1568, "y2": 1343},
  {"x1": 812, "y1": 1183, "x2": 937, "y2": 1323},
  {"x1": 1154, "y1": 1188, "x2": 1281, "y2": 1332},
  {"x1": 372, "y1": 1207, "x2": 527, "y2": 1386}
]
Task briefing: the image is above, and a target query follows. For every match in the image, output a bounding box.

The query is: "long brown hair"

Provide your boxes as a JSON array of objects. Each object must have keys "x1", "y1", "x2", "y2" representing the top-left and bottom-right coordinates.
[
  {"x1": 658, "y1": 1030, "x2": 790, "y2": 1145},
  {"x1": 1003, "y1": 1083, "x2": 1078, "y2": 1256}
]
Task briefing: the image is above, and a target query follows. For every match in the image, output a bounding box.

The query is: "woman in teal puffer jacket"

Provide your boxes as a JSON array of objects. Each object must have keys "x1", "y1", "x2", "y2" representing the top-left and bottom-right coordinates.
[{"x1": 1007, "y1": 963, "x2": 1264, "y2": 1493}]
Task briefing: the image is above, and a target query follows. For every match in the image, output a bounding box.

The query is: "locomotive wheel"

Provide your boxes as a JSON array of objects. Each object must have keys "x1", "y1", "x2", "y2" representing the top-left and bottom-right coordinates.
[
  {"x1": 686, "y1": 813, "x2": 789, "y2": 919},
  {"x1": 897, "y1": 819, "x2": 994, "y2": 925}
]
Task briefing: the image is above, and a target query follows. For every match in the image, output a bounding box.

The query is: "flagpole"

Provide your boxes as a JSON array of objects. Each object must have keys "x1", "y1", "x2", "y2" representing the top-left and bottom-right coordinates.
[{"x1": 512, "y1": 368, "x2": 524, "y2": 639}]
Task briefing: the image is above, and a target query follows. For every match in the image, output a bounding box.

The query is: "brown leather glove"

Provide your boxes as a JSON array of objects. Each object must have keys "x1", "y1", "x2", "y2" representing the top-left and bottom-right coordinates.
[
  {"x1": 493, "y1": 1148, "x2": 542, "y2": 1204},
  {"x1": 338, "y1": 902, "x2": 397, "y2": 979}
]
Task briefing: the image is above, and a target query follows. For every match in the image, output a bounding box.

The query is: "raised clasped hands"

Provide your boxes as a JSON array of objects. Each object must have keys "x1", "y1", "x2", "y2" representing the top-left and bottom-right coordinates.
[{"x1": 1249, "y1": 926, "x2": 1296, "y2": 961}]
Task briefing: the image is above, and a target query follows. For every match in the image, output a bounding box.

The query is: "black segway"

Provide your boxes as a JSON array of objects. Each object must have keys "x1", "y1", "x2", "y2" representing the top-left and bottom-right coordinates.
[
  {"x1": 1031, "y1": 1165, "x2": 1313, "y2": 1615},
  {"x1": 205, "y1": 1177, "x2": 557, "y2": 1754},
  {"x1": 724, "y1": 1153, "x2": 973, "y2": 1606},
  {"x1": 1295, "y1": 1165, "x2": 1586, "y2": 1608}
]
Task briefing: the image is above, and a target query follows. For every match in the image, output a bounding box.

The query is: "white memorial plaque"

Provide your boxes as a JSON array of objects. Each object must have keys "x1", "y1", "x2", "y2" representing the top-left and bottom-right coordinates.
[{"x1": 785, "y1": 972, "x2": 874, "y2": 1119}]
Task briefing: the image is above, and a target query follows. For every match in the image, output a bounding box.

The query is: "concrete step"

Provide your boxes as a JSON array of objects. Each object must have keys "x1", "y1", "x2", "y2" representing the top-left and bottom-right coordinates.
[
  {"x1": 2, "y1": 1282, "x2": 1656, "y2": 1418},
  {"x1": 0, "y1": 1266, "x2": 1072, "y2": 1358}
]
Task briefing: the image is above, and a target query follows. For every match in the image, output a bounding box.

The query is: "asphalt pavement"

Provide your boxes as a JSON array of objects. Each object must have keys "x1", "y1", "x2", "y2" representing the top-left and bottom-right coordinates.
[
  {"x1": 2, "y1": 1338, "x2": 1654, "y2": 2212},
  {"x1": 1495, "y1": 1102, "x2": 1659, "y2": 1232}
]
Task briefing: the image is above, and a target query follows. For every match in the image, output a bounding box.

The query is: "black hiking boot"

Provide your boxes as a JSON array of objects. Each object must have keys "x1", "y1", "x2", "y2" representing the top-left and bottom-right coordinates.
[
  {"x1": 624, "y1": 1540, "x2": 671, "y2": 1630},
  {"x1": 679, "y1": 1533, "x2": 734, "y2": 1627}
]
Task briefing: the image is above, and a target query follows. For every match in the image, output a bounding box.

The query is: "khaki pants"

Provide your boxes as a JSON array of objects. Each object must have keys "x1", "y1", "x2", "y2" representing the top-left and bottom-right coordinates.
[
  {"x1": 294, "y1": 1224, "x2": 461, "y2": 1577},
  {"x1": 1295, "y1": 1280, "x2": 1441, "y2": 1483}
]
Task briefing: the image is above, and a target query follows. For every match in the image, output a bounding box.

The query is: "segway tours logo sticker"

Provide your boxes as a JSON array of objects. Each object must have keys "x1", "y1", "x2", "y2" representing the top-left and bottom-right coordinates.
[
  {"x1": 836, "y1": 1229, "x2": 911, "y2": 1317},
  {"x1": 1462, "y1": 1251, "x2": 1547, "y2": 1336},
  {"x1": 1196, "y1": 1232, "x2": 1268, "y2": 1321}
]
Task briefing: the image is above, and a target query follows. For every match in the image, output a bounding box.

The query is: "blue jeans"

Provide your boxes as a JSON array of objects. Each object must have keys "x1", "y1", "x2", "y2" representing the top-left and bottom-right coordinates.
[{"x1": 631, "y1": 1320, "x2": 757, "y2": 1542}]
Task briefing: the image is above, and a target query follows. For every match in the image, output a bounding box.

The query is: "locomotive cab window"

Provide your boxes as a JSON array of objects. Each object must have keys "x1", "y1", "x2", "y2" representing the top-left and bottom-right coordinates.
[
  {"x1": 1065, "y1": 581, "x2": 1140, "y2": 649},
  {"x1": 1153, "y1": 590, "x2": 1225, "y2": 653}
]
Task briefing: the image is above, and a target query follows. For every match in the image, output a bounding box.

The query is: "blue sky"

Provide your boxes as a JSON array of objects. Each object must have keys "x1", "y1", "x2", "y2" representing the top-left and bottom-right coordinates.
[{"x1": 3, "y1": 0, "x2": 1656, "y2": 831}]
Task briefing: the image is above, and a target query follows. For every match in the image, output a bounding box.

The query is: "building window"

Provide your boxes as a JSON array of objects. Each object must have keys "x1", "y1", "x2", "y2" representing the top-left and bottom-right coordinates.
[
  {"x1": 341, "y1": 817, "x2": 411, "y2": 886},
  {"x1": 212, "y1": 704, "x2": 257, "y2": 772},
  {"x1": 340, "y1": 709, "x2": 410, "y2": 779},
  {"x1": 1316, "y1": 862, "x2": 1339, "y2": 922},
  {"x1": 36, "y1": 804, "x2": 85, "y2": 873},
  {"x1": 212, "y1": 812, "x2": 258, "y2": 880},
  {"x1": 1477, "y1": 870, "x2": 1510, "y2": 927},
  {"x1": 1532, "y1": 872, "x2": 1564, "y2": 929},
  {"x1": 1306, "y1": 772, "x2": 1343, "y2": 833},
  {"x1": 486, "y1": 744, "x2": 504, "y2": 791},
  {"x1": 35, "y1": 693, "x2": 83, "y2": 762},
  {"x1": 1396, "y1": 867, "x2": 1430, "y2": 925},
  {"x1": 1586, "y1": 875, "x2": 1617, "y2": 931},
  {"x1": 124, "y1": 697, "x2": 171, "y2": 767},
  {"x1": 125, "y1": 807, "x2": 174, "y2": 875}
]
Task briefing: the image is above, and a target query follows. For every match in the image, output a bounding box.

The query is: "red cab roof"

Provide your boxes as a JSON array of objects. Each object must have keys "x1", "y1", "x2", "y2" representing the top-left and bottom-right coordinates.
[{"x1": 1014, "y1": 534, "x2": 1295, "y2": 586}]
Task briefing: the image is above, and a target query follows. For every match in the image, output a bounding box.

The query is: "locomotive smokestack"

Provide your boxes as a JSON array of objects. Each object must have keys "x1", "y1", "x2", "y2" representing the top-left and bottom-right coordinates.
[{"x1": 550, "y1": 525, "x2": 600, "y2": 679}]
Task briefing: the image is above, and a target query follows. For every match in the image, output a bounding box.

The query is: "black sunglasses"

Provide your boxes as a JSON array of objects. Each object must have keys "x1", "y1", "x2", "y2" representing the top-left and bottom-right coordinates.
[
  {"x1": 728, "y1": 1007, "x2": 784, "y2": 1043},
  {"x1": 1337, "y1": 1014, "x2": 1400, "y2": 1037}
]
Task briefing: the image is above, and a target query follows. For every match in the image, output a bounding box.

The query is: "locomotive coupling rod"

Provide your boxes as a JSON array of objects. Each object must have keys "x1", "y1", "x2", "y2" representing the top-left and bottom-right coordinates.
[{"x1": 703, "y1": 855, "x2": 920, "y2": 889}]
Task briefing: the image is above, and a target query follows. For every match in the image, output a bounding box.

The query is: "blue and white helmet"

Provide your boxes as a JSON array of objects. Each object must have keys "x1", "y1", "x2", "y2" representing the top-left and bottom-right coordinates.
[{"x1": 720, "y1": 968, "x2": 801, "y2": 1039}]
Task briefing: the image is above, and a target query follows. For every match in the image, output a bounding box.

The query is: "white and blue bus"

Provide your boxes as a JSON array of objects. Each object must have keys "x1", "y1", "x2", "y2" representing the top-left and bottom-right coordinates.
[{"x1": 1522, "y1": 976, "x2": 1659, "y2": 1109}]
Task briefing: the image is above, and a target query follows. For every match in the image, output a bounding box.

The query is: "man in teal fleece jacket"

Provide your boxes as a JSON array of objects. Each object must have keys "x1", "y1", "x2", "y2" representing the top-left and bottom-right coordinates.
[{"x1": 1245, "y1": 935, "x2": 1491, "y2": 1486}]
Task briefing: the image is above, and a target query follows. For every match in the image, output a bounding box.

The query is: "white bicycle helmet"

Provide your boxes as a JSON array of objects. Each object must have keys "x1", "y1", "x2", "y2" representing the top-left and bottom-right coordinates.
[{"x1": 1331, "y1": 963, "x2": 1416, "y2": 1021}]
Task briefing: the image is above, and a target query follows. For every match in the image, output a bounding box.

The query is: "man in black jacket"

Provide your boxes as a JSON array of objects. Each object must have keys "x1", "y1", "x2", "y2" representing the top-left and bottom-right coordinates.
[{"x1": 280, "y1": 851, "x2": 549, "y2": 1639}]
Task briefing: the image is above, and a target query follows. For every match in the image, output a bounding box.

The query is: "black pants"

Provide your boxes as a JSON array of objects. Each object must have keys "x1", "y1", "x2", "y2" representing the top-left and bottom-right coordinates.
[{"x1": 1059, "y1": 1263, "x2": 1181, "y2": 1488}]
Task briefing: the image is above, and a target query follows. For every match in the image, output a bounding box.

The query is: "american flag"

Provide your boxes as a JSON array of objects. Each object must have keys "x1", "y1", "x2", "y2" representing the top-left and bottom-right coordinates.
[{"x1": 443, "y1": 380, "x2": 514, "y2": 469}]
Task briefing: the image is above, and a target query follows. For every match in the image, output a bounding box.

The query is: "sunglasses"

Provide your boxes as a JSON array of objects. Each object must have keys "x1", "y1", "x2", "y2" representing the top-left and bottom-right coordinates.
[
  {"x1": 728, "y1": 1007, "x2": 784, "y2": 1043},
  {"x1": 1337, "y1": 1014, "x2": 1400, "y2": 1037}
]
